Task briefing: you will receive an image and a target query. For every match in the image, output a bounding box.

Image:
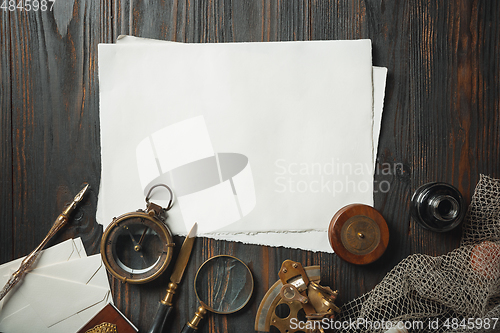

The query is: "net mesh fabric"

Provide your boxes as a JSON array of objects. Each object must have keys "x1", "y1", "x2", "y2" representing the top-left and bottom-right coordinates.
[{"x1": 338, "y1": 175, "x2": 500, "y2": 332}]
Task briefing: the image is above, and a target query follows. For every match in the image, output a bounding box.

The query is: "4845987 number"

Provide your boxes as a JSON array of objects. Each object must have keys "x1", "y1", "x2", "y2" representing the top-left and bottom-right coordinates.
[
  {"x1": 1, "y1": 0, "x2": 55, "y2": 11},
  {"x1": 442, "y1": 318, "x2": 499, "y2": 330}
]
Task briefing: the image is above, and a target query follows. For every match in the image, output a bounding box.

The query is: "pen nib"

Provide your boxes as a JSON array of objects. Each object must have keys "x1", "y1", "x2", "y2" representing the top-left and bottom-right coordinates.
[{"x1": 74, "y1": 184, "x2": 90, "y2": 203}]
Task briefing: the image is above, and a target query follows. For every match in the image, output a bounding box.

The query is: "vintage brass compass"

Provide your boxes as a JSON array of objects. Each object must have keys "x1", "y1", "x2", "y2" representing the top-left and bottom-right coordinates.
[{"x1": 101, "y1": 185, "x2": 175, "y2": 284}]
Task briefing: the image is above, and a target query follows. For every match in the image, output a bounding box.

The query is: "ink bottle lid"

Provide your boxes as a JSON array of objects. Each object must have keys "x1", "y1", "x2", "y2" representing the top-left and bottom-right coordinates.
[{"x1": 410, "y1": 182, "x2": 465, "y2": 232}]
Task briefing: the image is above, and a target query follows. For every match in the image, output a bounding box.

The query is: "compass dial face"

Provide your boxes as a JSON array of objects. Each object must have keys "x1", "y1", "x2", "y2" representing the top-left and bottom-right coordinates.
[
  {"x1": 340, "y1": 215, "x2": 381, "y2": 256},
  {"x1": 101, "y1": 212, "x2": 173, "y2": 284}
]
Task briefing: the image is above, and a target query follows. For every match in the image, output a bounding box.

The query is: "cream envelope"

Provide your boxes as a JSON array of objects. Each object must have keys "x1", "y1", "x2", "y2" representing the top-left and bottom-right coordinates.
[
  {"x1": 0, "y1": 304, "x2": 55, "y2": 333},
  {"x1": 0, "y1": 295, "x2": 113, "y2": 333},
  {"x1": 0, "y1": 237, "x2": 86, "y2": 280},
  {"x1": 0, "y1": 238, "x2": 86, "y2": 314},
  {"x1": 0, "y1": 243, "x2": 111, "y2": 333}
]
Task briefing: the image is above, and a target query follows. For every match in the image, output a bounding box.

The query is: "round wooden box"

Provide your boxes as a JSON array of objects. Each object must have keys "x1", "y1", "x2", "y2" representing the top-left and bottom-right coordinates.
[{"x1": 328, "y1": 204, "x2": 389, "y2": 265}]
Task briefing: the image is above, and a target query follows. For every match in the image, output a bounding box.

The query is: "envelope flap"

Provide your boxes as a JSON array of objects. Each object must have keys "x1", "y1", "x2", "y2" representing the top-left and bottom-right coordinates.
[
  {"x1": 73, "y1": 237, "x2": 87, "y2": 258},
  {"x1": 18, "y1": 273, "x2": 109, "y2": 327},
  {"x1": 30, "y1": 254, "x2": 102, "y2": 284},
  {"x1": 0, "y1": 304, "x2": 51, "y2": 333}
]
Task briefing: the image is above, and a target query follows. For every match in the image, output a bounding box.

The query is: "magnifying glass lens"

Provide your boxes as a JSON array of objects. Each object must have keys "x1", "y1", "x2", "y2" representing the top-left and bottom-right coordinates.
[{"x1": 195, "y1": 256, "x2": 253, "y2": 314}]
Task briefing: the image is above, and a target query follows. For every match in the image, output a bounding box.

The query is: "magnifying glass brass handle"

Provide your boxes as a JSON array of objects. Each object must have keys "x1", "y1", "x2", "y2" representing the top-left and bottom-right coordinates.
[{"x1": 180, "y1": 306, "x2": 207, "y2": 333}]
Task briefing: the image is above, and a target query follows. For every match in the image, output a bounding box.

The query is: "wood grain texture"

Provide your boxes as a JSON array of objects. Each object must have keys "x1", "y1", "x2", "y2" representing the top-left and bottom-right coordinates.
[
  {"x1": 1, "y1": 1, "x2": 500, "y2": 332},
  {"x1": 2, "y1": 0, "x2": 105, "y2": 259},
  {"x1": 1, "y1": 10, "x2": 13, "y2": 266}
]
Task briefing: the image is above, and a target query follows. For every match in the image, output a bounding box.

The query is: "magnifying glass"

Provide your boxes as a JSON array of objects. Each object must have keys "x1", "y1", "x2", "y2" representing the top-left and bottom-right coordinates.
[{"x1": 180, "y1": 255, "x2": 254, "y2": 333}]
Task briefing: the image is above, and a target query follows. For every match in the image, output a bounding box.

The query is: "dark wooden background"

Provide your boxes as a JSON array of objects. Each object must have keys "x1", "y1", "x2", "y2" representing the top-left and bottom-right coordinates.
[{"x1": 1, "y1": 1, "x2": 499, "y2": 332}]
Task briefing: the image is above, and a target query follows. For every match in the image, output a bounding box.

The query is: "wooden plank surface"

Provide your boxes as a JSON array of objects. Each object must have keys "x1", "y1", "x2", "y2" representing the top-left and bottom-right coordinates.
[
  {"x1": 1, "y1": 8, "x2": 13, "y2": 266},
  {"x1": 1, "y1": 1, "x2": 499, "y2": 332}
]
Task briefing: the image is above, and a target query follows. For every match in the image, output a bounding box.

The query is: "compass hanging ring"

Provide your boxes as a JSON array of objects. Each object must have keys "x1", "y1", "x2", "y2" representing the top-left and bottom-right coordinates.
[
  {"x1": 146, "y1": 183, "x2": 174, "y2": 210},
  {"x1": 101, "y1": 184, "x2": 175, "y2": 284}
]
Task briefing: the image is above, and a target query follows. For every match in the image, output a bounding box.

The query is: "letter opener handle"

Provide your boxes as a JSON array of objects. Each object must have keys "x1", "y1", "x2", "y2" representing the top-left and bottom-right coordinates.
[
  {"x1": 147, "y1": 223, "x2": 197, "y2": 333},
  {"x1": 0, "y1": 184, "x2": 90, "y2": 302}
]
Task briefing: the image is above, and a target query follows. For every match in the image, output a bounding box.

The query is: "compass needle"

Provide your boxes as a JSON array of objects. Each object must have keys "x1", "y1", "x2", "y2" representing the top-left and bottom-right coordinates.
[
  {"x1": 139, "y1": 253, "x2": 148, "y2": 268},
  {"x1": 138, "y1": 226, "x2": 148, "y2": 246},
  {"x1": 125, "y1": 228, "x2": 139, "y2": 247}
]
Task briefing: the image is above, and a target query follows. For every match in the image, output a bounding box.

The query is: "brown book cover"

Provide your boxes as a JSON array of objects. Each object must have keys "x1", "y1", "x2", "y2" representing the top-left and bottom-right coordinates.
[{"x1": 77, "y1": 303, "x2": 138, "y2": 333}]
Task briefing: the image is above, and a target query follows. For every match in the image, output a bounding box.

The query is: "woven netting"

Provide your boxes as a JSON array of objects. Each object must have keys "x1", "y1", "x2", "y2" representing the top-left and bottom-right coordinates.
[{"x1": 337, "y1": 175, "x2": 500, "y2": 333}]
